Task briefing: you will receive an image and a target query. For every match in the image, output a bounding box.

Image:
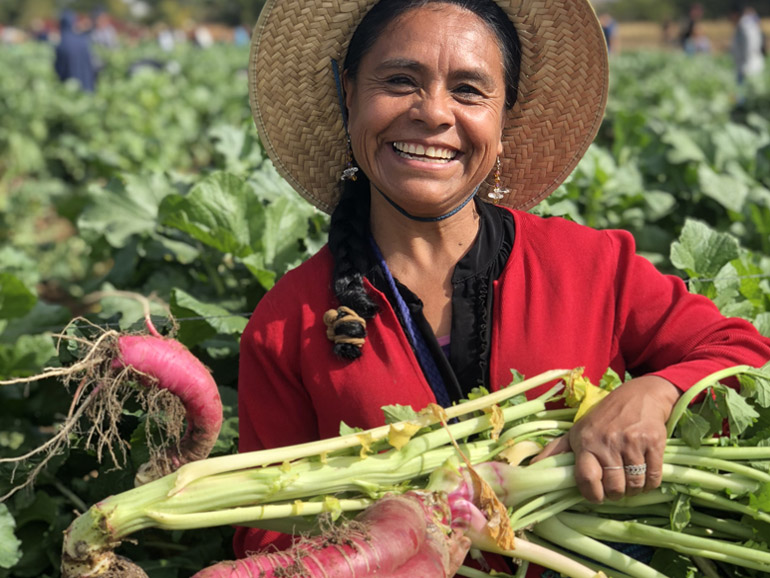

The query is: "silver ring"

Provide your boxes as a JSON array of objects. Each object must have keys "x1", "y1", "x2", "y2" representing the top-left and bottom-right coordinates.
[{"x1": 624, "y1": 464, "x2": 647, "y2": 476}]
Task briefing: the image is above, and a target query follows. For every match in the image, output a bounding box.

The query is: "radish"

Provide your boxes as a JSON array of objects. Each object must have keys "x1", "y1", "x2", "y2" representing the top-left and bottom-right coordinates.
[
  {"x1": 1, "y1": 299, "x2": 223, "y2": 496},
  {"x1": 114, "y1": 332, "x2": 223, "y2": 484},
  {"x1": 192, "y1": 491, "x2": 469, "y2": 578}
]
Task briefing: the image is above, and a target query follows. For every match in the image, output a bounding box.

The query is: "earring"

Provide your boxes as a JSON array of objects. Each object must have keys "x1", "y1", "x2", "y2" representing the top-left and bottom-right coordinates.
[
  {"x1": 488, "y1": 157, "x2": 509, "y2": 204},
  {"x1": 341, "y1": 136, "x2": 359, "y2": 182}
]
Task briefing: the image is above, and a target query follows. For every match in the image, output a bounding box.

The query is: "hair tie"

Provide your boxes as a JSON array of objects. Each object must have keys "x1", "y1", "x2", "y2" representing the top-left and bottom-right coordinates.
[{"x1": 323, "y1": 306, "x2": 367, "y2": 348}]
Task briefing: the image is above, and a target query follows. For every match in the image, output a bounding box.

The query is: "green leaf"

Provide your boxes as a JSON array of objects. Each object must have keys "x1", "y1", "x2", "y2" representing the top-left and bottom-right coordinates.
[
  {"x1": 382, "y1": 405, "x2": 420, "y2": 424},
  {"x1": 670, "y1": 220, "x2": 741, "y2": 279},
  {"x1": 78, "y1": 173, "x2": 175, "y2": 247},
  {"x1": 0, "y1": 335, "x2": 58, "y2": 379},
  {"x1": 697, "y1": 164, "x2": 749, "y2": 213},
  {"x1": 677, "y1": 409, "x2": 711, "y2": 448},
  {"x1": 740, "y1": 372, "x2": 770, "y2": 409},
  {"x1": 749, "y1": 482, "x2": 770, "y2": 513},
  {"x1": 339, "y1": 421, "x2": 363, "y2": 436},
  {"x1": 599, "y1": 367, "x2": 623, "y2": 391},
  {"x1": 160, "y1": 171, "x2": 260, "y2": 258},
  {"x1": 670, "y1": 493, "x2": 691, "y2": 532},
  {"x1": 649, "y1": 547, "x2": 698, "y2": 578},
  {"x1": 755, "y1": 312, "x2": 770, "y2": 339},
  {"x1": 662, "y1": 128, "x2": 706, "y2": 165},
  {"x1": 240, "y1": 253, "x2": 277, "y2": 290},
  {"x1": 170, "y1": 289, "x2": 248, "y2": 349},
  {"x1": 723, "y1": 386, "x2": 760, "y2": 437},
  {"x1": 0, "y1": 273, "x2": 36, "y2": 321},
  {"x1": 0, "y1": 504, "x2": 22, "y2": 569}
]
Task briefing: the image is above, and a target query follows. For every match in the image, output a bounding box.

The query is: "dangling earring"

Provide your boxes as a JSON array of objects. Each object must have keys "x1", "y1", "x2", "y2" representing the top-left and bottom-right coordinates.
[
  {"x1": 341, "y1": 136, "x2": 359, "y2": 181},
  {"x1": 488, "y1": 157, "x2": 509, "y2": 204}
]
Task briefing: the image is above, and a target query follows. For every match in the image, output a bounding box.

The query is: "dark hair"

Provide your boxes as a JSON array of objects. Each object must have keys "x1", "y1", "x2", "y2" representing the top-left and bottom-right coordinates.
[
  {"x1": 328, "y1": 0, "x2": 521, "y2": 360},
  {"x1": 344, "y1": 0, "x2": 521, "y2": 110},
  {"x1": 327, "y1": 176, "x2": 377, "y2": 360}
]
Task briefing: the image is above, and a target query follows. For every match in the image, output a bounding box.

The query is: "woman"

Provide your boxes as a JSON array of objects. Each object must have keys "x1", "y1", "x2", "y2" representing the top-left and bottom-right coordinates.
[{"x1": 238, "y1": 0, "x2": 770, "y2": 574}]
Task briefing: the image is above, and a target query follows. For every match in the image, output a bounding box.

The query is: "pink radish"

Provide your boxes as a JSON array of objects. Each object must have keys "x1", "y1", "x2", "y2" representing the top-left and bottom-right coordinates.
[
  {"x1": 115, "y1": 332, "x2": 223, "y2": 483},
  {"x1": 192, "y1": 492, "x2": 469, "y2": 578}
]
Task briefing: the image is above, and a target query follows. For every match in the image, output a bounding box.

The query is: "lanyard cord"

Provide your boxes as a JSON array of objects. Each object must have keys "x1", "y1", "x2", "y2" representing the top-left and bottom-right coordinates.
[{"x1": 368, "y1": 236, "x2": 453, "y2": 407}]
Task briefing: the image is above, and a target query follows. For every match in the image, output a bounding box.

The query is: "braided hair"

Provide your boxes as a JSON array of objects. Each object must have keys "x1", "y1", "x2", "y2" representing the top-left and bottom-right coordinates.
[{"x1": 327, "y1": 176, "x2": 378, "y2": 359}]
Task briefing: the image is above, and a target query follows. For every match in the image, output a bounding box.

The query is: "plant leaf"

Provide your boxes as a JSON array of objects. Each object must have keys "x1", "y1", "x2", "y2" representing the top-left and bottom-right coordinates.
[{"x1": 0, "y1": 503, "x2": 22, "y2": 569}]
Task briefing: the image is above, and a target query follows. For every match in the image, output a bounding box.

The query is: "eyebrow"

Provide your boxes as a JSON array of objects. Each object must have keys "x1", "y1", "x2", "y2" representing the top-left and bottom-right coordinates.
[{"x1": 375, "y1": 58, "x2": 498, "y2": 88}]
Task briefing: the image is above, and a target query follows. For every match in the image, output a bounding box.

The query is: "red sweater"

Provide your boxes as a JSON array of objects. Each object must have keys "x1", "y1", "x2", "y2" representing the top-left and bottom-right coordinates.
[{"x1": 234, "y1": 210, "x2": 770, "y2": 559}]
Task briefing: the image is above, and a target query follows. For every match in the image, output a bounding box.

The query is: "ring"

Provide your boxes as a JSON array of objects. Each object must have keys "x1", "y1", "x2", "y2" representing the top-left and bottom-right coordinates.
[{"x1": 624, "y1": 464, "x2": 647, "y2": 476}]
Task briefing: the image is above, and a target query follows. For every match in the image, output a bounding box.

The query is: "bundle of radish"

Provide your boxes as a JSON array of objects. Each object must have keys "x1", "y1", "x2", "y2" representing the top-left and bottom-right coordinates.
[{"x1": 49, "y1": 364, "x2": 770, "y2": 578}]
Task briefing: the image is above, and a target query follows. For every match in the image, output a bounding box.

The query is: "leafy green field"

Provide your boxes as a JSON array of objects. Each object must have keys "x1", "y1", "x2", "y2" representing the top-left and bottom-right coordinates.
[{"x1": 1, "y1": 42, "x2": 770, "y2": 576}]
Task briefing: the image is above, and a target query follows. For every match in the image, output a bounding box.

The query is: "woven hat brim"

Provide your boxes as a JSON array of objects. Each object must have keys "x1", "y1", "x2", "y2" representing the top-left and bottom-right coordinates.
[{"x1": 249, "y1": 0, "x2": 609, "y2": 214}]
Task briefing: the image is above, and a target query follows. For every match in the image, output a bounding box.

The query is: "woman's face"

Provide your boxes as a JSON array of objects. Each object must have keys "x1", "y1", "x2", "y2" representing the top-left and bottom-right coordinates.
[{"x1": 344, "y1": 4, "x2": 507, "y2": 218}]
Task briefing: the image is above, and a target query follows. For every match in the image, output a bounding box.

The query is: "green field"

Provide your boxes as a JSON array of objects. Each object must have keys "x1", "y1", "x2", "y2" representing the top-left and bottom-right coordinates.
[{"x1": 1, "y1": 41, "x2": 770, "y2": 576}]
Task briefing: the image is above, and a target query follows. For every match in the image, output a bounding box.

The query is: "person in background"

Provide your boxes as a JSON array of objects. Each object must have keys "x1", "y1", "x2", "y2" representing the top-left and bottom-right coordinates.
[
  {"x1": 90, "y1": 9, "x2": 118, "y2": 49},
  {"x1": 731, "y1": 4, "x2": 765, "y2": 83},
  {"x1": 157, "y1": 24, "x2": 176, "y2": 52},
  {"x1": 679, "y1": 3, "x2": 704, "y2": 50},
  {"x1": 684, "y1": 22, "x2": 711, "y2": 54},
  {"x1": 233, "y1": 25, "x2": 250, "y2": 46},
  {"x1": 54, "y1": 11, "x2": 97, "y2": 92},
  {"x1": 599, "y1": 12, "x2": 619, "y2": 54}
]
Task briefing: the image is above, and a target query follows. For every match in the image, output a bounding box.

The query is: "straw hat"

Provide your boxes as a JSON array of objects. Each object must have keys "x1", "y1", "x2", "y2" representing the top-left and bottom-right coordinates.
[{"x1": 249, "y1": 0, "x2": 609, "y2": 214}]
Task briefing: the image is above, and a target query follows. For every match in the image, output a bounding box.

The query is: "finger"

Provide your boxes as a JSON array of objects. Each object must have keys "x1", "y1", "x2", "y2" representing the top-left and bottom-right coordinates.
[
  {"x1": 575, "y1": 451, "x2": 606, "y2": 503},
  {"x1": 601, "y1": 462, "x2": 626, "y2": 501},
  {"x1": 530, "y1": 435, "x2": 571, "y2": 464},
  {"x1": 622, "y1": 459, "x2": 647, "y2": 497},
  {"x1": 644, "y1": 445, "x2": 665, "y2": 492}
]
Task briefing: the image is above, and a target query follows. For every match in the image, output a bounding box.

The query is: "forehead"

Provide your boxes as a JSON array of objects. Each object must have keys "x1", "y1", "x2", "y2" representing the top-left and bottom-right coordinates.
[{"x1": 363, "y1": 4, "x2": 505, "y2": 73}]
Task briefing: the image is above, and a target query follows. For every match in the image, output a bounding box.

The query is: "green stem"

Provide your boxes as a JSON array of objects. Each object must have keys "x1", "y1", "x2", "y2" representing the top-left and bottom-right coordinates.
[
  {"x1": 557, "y1": 511, "x2": 770, "y2": 571},
  {"x1": 663, "y1": 451, "x2": 770, "y2": 484},
  {"x1": 171, "y1": 368, "x2": 571, "y2": 493},
  {"x1": 478, "y1": 535, "x2": 602, "y2": 578},
  {"x1": 510, "y1": 489, "x2": 584, "y2": 530},
  {"x1": 666, "y1": 365, "x2": 758, "y2": 437},
  {"x1": 524, "y1": 531, "x2": 636, "y2": 578},
  {"x1": 532, "y1": 516, "x2": 667, "y2": 578}
]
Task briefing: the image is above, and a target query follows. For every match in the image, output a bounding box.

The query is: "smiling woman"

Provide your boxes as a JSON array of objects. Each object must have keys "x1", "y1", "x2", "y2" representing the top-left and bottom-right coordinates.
[{"x1": 238, "y1": 0, "x2": 770, "y2": 576}]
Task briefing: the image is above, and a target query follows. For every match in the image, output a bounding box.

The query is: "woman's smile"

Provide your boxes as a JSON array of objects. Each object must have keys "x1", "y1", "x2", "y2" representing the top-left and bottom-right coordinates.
[{"x1": 343, "y1": 3, "x2": 506, "y2": 219}]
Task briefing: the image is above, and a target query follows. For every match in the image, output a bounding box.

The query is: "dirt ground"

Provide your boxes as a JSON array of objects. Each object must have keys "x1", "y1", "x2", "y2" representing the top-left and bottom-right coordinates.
[{"x1": 617, "y1": 19, "x2": 770, "y2": 53}]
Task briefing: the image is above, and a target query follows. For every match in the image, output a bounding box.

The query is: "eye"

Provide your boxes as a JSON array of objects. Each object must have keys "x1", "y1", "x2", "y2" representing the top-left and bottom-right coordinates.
[
  {"x1": 385, "y1": 75, "x2": 417, "y2": 90},
  {"x1": 454, "y1": 84, "x2": 483, "y2": 98}
]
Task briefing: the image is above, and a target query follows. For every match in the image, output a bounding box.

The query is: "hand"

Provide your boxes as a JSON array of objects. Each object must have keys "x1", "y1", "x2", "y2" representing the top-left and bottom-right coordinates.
[{"x1": 533, "y1": 375, "x2": 681, "y2": 503}]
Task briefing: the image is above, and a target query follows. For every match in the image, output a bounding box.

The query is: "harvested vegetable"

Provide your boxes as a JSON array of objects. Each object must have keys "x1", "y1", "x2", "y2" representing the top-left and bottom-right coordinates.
[
  {"x1": 193, "y1": 491, "x2": 467, "y2": 578},
  {"x1": 12, "y1": 357, "x2": 770, "y2": 578},
  {"x1": 0, "y1": 301, "x2": 222, "y2": 499}
]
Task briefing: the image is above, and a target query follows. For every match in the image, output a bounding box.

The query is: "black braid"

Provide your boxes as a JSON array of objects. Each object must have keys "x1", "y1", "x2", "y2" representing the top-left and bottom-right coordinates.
[{"x1": 328, "y1": 176, "x2": 378, "y2": 359}]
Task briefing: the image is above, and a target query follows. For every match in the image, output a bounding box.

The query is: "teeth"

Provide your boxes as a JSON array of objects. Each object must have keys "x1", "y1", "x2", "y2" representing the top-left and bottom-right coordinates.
[{"x1": 393, "y1": 142, "x2": 456, "y2": 161}]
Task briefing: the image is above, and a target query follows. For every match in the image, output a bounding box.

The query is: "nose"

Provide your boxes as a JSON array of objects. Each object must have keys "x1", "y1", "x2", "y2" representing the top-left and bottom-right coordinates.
[{"x1": 410, "y1": 90, "x2": 454, "y2": 129}]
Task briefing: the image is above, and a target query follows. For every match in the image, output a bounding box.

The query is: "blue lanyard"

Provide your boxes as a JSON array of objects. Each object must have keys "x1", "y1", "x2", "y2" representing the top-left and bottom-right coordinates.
[{"x1": 369, "y1": 236, "x2": 452, "y2": 407}]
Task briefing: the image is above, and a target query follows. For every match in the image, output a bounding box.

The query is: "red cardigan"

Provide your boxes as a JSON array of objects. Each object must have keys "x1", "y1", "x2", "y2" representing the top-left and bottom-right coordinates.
[{"x1": 234, "y1": 209, "x2": 770, "y2": 557}]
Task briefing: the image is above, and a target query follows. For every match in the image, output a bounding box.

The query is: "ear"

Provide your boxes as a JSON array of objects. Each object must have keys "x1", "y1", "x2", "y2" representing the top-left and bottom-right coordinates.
[
  {"x1": 497, "y1": 115, "x2": 506, "y2": 156},
  {"x1": 342, "y1": 69, "x2": 354, "y2": 111}
]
